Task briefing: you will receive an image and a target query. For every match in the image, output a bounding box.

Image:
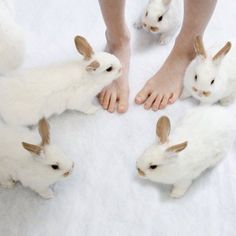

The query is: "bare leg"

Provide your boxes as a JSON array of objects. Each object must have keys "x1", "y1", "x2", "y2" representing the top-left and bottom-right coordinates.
[
  {"x1": 135, "y1": 0, "x2": 217, "y2": 110},
  {"x1": 98, "y1": 0, "x2": 130, "y2": 113}
]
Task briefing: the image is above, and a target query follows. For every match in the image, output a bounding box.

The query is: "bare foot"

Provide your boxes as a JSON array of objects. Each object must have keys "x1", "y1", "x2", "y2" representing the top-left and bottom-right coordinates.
[
  {"x1": 135, "y1": 40, "x2": 195, "y2": 111},
  {"x1": 98, "y1": 31, "x2": 130, "y2": 113}
]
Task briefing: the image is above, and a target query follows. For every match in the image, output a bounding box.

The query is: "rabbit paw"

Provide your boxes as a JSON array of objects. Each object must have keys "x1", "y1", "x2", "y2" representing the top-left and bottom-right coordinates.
[
  {"x1": 84, "y1": 105, "x2": 101, "y2": 114},
  {"x1": 159, "y1": 34, "x2": 172, "y2": 45},
  {"x1": 0, "y1": 179, "x2": 16, "y2": 189},
  {"x1": 170, "y1": 188, "x2": 186, "y2": 198},
  {"x1": 133, "y1": 21, "x2": 143, "y2": 30},
  {"x1": 38, "y1": 188, "x2": 54, "y2": 199},
  {"x1": 180, "y1": 88, "x2": 191, "y2": 100},
  {"x1": 170, "y1": 181, "x2": 192, "y2": 198},
  {"x1": 219, "y1": 96, "x2": 234, "y2": 106}
]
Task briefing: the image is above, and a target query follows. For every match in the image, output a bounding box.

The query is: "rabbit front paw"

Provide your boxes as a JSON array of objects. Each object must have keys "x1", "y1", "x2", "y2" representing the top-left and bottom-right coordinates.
[
  {"x1": 219, "y1": 96, "x2": 234, "y2": 106},
  {"x1": 180, "y1": 88, "x2": 191, "y2": 100},
  {"x1": 159, "y1": 34, "x2": 172, "y2": 45},
  {"x1": 170, "y1": 180, "x2": 192, "y2": 198},
  {"x1": 0, "y1": 179, "x2": 16, "y2": 189},
  {"x1": 83, "y1": 105, "x2": 101, "y2": 114},
  {"x1": 170, "y1": 187, "x2": 186, "y2": 198},
  {"x1": 133, "y1": 21, "x2": 143, "y2": 30},
  {"x1": 38, "y1": 188, "x2": 54, "y2": 199}
]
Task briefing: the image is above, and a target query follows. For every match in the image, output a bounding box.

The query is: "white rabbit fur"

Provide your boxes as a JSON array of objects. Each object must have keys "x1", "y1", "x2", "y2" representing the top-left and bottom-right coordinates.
[
  {"x1": 0, "y1": 0, "x2": 25, "y2": 75},
  {"x1": 182, "y1": 36, "x2": 236, "y2": 105},
  {"x1": 0, "y1": 35, "x2": 122, "y2": 126},
  {"x1": 136, "y1": 106, "x2": 236, "y2": 198},
  {"x1": 0, "y1": 118, "x2": 74, "y2": 199},
  {"x1": 134, "y1": 0, "x2": 182, "y2": 44}
]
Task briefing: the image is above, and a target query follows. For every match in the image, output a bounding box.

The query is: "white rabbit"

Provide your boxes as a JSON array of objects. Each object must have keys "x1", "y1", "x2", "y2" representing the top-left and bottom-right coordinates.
[
  {"x1": 0, "y1": 118, "x2": 74, "y2": 199},
  {"x1": 0, "y1": 0, "x2": 25, "y2": 75},
  {"x1": 0, "y1": 35, "x2": 122, "y2": 126},
  {"x1": 134, "y1": 0, "x2": 182, "y2": 44},
  {"x1": 136, "y1": 106, "x2": 236, "y2": 198},
  {"x1": 181, "y1": 36, "x2": 236, "y2": 106}
]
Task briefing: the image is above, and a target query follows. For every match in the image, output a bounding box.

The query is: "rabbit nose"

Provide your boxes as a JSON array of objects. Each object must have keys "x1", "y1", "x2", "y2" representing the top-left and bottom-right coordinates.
[
  {"x1": 64, "y1": 171, "x2": 70, "y2": 177},
  {"x1": 137, "y1": 168, "x2": 145, "y2": 176},
  {"x1": 202, "y1": 91, "x2": 211, "y2": 97},
  {"x1": 192, "y1": 86, "x2": 198, "y2": 92},
  {"x1": 64, "y1": 162, "x2": 74, "y2": 177},
  {"x1": 150, "y1": 26, "x2": 159, "y2": 32}
]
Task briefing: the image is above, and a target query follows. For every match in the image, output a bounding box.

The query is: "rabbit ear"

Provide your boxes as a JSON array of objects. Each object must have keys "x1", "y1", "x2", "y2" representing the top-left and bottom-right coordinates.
[
  {"x1": 194, "y1": 36, "x2": 206, "y2": 58},
  {"x1": 162, "y1": 0, "x2": 171, "y2": 5},
  {"x1": 22, "y1": 142, "x2": 42, "y2": 155},
  {"x1": 212, "y1": 42, "x2": 231, "y2": 63},
  {"x1": 156, "y1": 116, "x2": 171, "y2": 144},
  {"x1": 86, "y1": 60, "x2": 100, "y2": 72},
  {"x1": 74, "y1": 35, "x2": 94, "y2": 60},
  {"x1": 38, "y1": 118, "x2": 50, "y2": 146},
  {"x1": 166, "y1": 141, "x2": 188, "y2": 154}
]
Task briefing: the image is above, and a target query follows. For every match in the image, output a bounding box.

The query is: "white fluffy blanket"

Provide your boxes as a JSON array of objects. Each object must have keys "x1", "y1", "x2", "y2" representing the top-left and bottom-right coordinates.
[{"x1": 0, "y1": 0, "x2": 236, "y2": 235}]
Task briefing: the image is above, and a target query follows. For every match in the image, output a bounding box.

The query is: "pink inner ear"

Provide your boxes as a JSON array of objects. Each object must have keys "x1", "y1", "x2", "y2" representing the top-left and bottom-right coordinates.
[
  {"x1": 194, "y1": 36, "x2": 206, "y2": 58},
  {"x1": 86, "y1": 60, "x2": 100, "y2": 71},
  {"x1": 212, "y1": 42, "x2": 232, "y2": 61}
]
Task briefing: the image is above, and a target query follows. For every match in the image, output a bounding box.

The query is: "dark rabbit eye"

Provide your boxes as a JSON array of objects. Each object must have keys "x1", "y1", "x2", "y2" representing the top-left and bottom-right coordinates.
[
  {"x1": 149, "y1": 165, "x2": 158, "y2": 169},
  {"x1": 51, "y1": 164, "x2": 59, "y2": 170},
  {"x1": 194, "y1": 74, "x2": 198, "y2": 81},
  {"x1": 145, "y1": 11, "x2": 148, "y2": 17},
  {"x1": 211, "y1": 79, "x2": 215, "y2": 85},
  {"x1": 106, "y1": 66, "x2": 113, "y2": 72},
  {"x1": 158, "y1": 15, "x2": 163, "y2": 22}
]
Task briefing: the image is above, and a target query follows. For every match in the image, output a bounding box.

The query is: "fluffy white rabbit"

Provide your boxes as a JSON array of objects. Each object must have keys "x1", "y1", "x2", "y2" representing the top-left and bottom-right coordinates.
[
  {"x1": 0, "y1": 118, "x2": 74, "y2": 199},
  {"x1": 181, "y1": 36, "x2": 236, "y2": 105},
  {"x1": 0, "y1": 35, "x2": 122, "y2": 126},
  {"x1": 134, "y1": 0, "x2": 182, "y2": 44},
  {"x1": 0, "y1": 0, "x2": 25, "y2": 74},
  {"x1": 136, "y1": 106, "x2": 236, "y2": 198}
]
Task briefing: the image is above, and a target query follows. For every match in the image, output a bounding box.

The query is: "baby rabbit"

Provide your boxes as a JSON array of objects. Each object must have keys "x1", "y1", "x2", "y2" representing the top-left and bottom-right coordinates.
[
  {"x1": 0, "y1": 35, "x2": 121, "y2": 126},
  {"x1": 0, "y1": 118, "x2": 74, "y2": 199},
  {"x1": 136, "y1": 106, "x2": 236, "y2": 198},
  {"x1": 134, "y1": 0, "x2": 182, "y2": 44},
  {"x1": 181, "y1": 36, "x2": 236, "y2": 106},
  {"x1": 0, "y1": 0, "x2": 25, "y2": 74}
]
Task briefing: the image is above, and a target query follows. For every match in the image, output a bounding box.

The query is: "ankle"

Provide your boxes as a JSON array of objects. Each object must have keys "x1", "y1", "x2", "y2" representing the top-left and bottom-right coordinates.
[
  {"x1": 105, "y1": 28, "x2": 130, "y2": 49},
  {"x1": 174, "y1": 36, "x2": 196, "y2": 61}
]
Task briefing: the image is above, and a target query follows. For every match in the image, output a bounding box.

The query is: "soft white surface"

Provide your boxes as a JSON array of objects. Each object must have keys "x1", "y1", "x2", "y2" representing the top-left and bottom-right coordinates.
[{"x1": 1, "y1": 0, "x2": 236, "y2": 235}]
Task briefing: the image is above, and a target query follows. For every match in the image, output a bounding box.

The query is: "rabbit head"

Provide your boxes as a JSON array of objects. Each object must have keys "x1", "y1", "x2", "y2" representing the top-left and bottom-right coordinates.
[
  {"x1": 22, "y1": 118, "x2": 74, "y2": 180},
  {"x1": 74, "y1": 35, "x2": 122, "y2": 81},
  {"x1": 184, "y1": 36, "x2": 232, "y2": 102},
  {"x1": 141, "y1": 0, "x2": 172, "y2": 34},
  {"x1": 136, "y1": 116, "x2": 187, "y2": 183}
]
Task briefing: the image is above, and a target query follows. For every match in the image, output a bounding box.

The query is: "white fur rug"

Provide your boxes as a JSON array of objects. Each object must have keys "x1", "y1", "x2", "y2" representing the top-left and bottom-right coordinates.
[{"x1": 1, "y1": 0, "x2": 236, "y2": 235}]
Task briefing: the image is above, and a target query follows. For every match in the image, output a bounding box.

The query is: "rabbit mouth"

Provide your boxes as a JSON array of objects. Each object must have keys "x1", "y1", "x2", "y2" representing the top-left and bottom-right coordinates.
[
  {"x1": 137, "y1": 168, "x2": 146, "y2": 177},
  {"x1": 192, "y1": 87, "x2": 211, "y2": 97},
  {"x1": 63, "y1": 162, "x2": 74, "y2": 177}
]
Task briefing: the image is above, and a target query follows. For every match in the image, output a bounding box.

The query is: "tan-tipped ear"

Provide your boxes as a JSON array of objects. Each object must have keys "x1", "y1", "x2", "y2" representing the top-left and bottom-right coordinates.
[
  {"x1": 194, "y1": 36, "x2": 206, "y2": 58},
  {"x1": 22, "y1": 142, "x2": 42, "y2": 155},
  {"x1": 213, "y1": 42, "x2": 232, "y2": 61},
  {"x1": 38, "y1": 118, "x2": 50, "y2": 146},
  {"x1": 86, "y1": 60, "x2": 100, "y2": 72},
  {"x1": 156, "y1": 116, "x2": 171, "y2": 144},
  {"x1": 74, "y1": 35, "x2": 94, "y2": 60},
  {"x1": 162, "y1": 0, "x2": 171, "y2": 5},
  {"x1": 166, "y1": 141, "x2": 188, "y2": 153}
]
